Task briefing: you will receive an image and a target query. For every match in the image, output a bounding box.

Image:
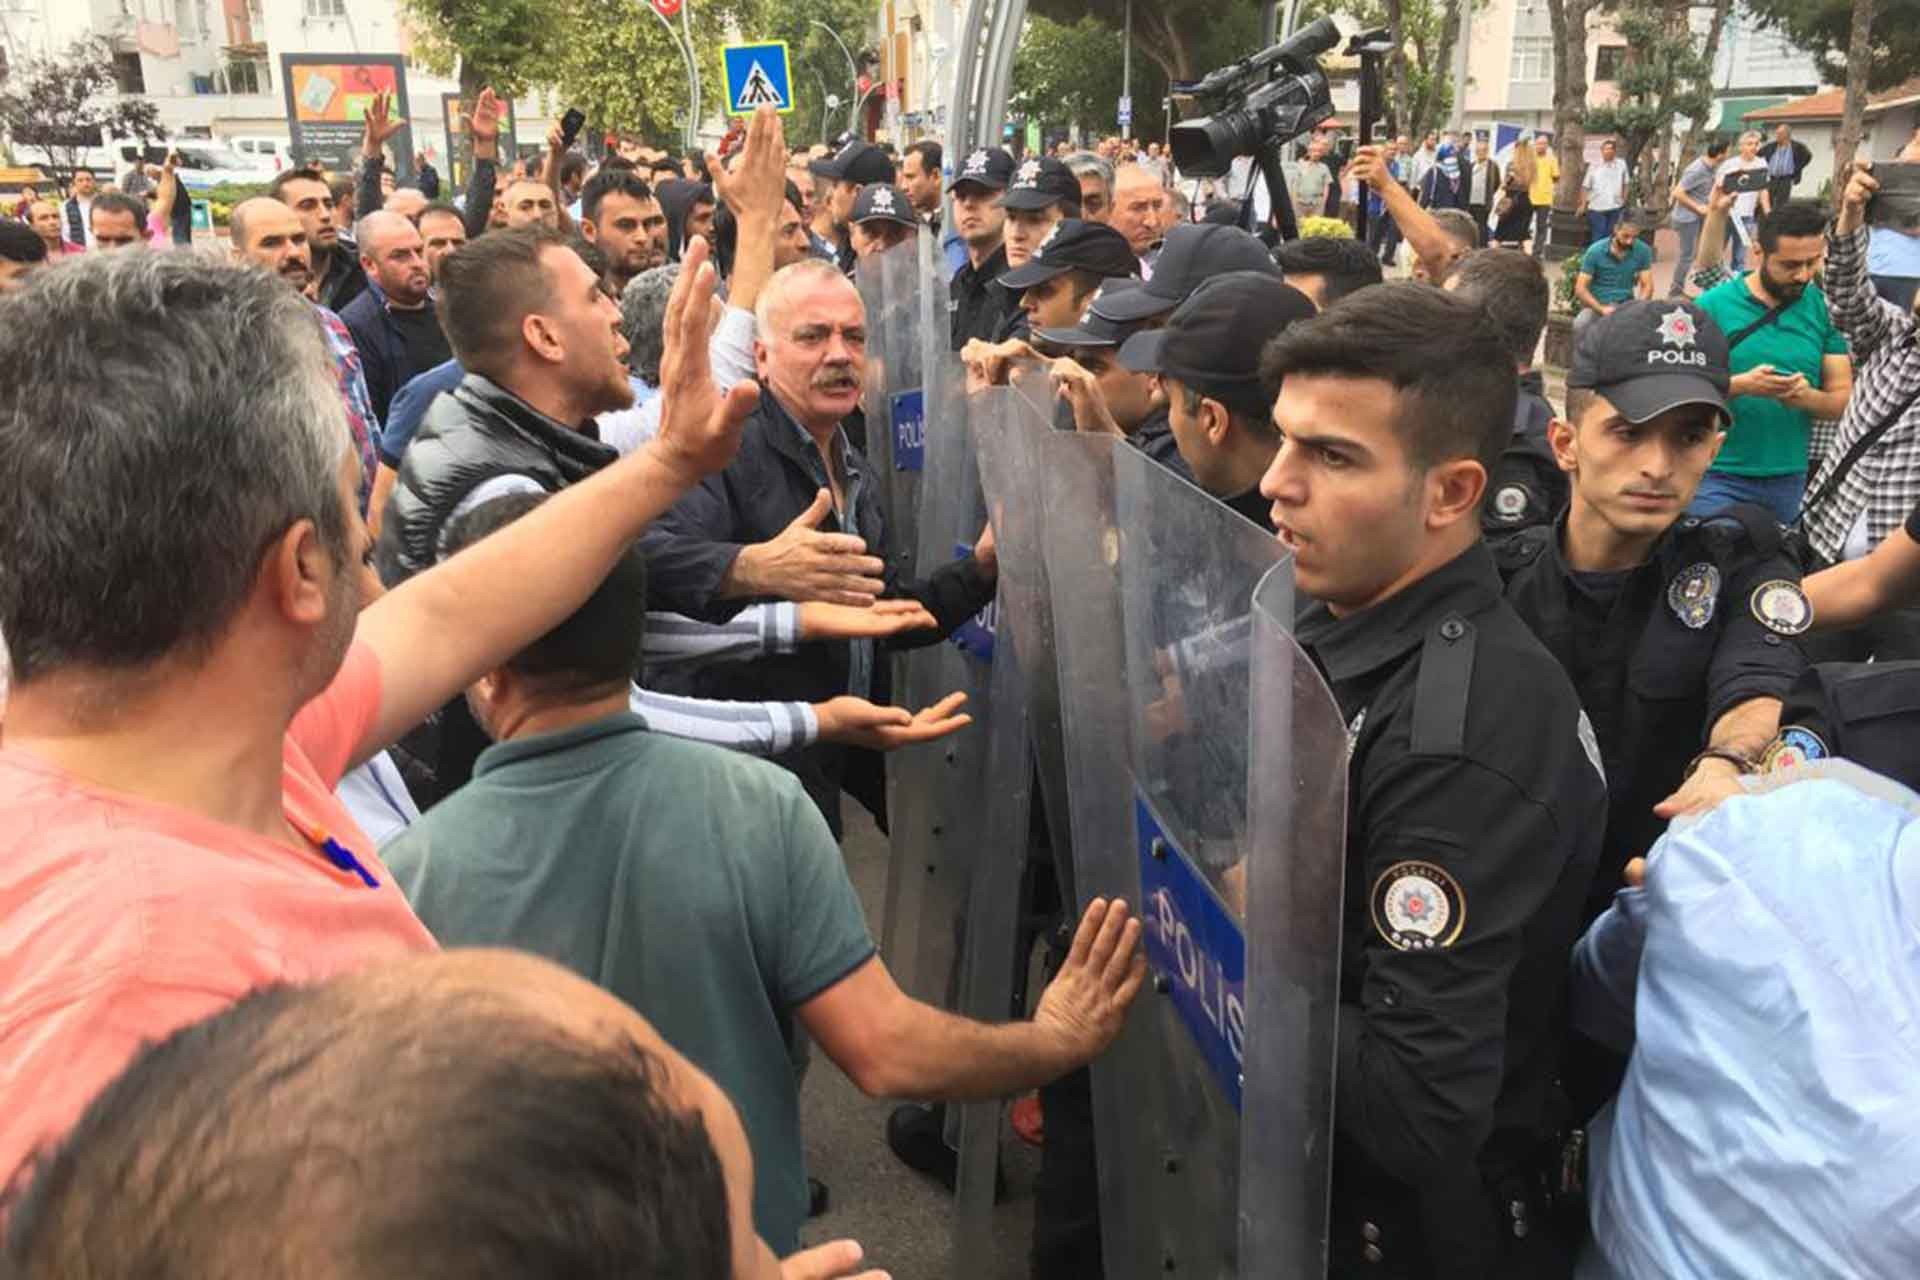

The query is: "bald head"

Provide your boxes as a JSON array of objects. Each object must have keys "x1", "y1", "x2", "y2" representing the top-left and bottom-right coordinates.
[
  {"x1": 355, "y1": 210, "x2": 430, "y2": 307},
  {"x1": 385, "y1": 186, "x2": 428, "y2": 221},
  {"x1": 230, "y1": 197, "x2": 312, "y2": 291},
  {"x1": 1, "y1": 951, "x2": 777, "y2": 1280},
  {"x1": 1111, "y1": 164, "x2": 1165, "y2": 254}
]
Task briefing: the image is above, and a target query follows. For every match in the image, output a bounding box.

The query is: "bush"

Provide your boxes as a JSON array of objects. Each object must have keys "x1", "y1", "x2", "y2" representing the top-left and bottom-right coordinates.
[
  {"x1": 1297, "y1": 215, "x2": 1354, "y2": 239},
  {"x1": 1557, "y1": 252, "x2": 1581, "y2": 310}
]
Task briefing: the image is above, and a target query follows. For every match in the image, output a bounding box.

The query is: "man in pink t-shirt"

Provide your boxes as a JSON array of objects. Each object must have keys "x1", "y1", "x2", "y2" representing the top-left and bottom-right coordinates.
[{"x1": 0, "y1": 239, "x2": 754, "y2": 1184}]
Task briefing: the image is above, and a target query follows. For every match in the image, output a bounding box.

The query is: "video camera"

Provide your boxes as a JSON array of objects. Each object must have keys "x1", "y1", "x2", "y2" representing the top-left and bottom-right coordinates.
[
  {"x1": 1170, "y1": 19, "x2": 1393, "y2": 242},
  {"x1": 1169, "y1": 16, "x2": 1341, "y2": 179}
]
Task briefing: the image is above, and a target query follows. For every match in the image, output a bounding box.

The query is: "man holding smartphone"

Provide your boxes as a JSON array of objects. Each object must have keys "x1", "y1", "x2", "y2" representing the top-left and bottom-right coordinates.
[{"x1": 1716, "y1": 131, "x2": 1773, "y2": 271}]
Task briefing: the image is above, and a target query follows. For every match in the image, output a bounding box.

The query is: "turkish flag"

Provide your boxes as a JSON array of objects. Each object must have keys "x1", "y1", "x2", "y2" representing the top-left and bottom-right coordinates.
[{"x1": 652, "y1": 0, "x2": 682, "y2": 16}]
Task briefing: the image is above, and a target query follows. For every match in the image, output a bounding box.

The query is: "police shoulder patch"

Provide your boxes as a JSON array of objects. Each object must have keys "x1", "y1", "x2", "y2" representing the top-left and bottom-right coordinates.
[
  {"x1": 1666, "y1": 561, "x2": 1720, "y2": 630},
  {"x1": 1491, "y1": 483, "x2": 1532, "y2": 523},
  {"x1": 1370, "y1": 860, "x2": 1466, "y2": 951},
  {"x1": 1749, "y1": 579, "x2": 1813, "y2": 636},
  {"x1": 1761, "y1": 724, "x2": 1829, "y2": 772}
]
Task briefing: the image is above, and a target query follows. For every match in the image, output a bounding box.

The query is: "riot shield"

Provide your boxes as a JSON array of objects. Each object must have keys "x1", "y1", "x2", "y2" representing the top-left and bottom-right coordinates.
[
  {"x1": 1042, "y1": 433, "x2": 1348, "y2": 1278},
  {"x1": 855, "y1": 233, "x2": 931, "y2": 584},
  {"x1": 878, "y1": 351, "x2": 1009, "y2": 1015}
]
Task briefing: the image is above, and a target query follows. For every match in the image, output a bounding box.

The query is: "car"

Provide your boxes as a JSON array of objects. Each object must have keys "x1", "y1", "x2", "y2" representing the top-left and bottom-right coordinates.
[{"x1": 159, "y1": 140, "x2": 268, "y2": 191}]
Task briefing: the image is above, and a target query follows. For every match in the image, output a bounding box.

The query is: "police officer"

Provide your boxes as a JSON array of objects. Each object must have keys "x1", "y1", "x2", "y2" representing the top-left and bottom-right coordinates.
[
  {"x1": 990, "y1": 156, "x2": 1085, "y2": 341},
  {"x1": 1258, "y1": 284, "x2": 1607, "y2": 1278},
  {"x1": 989, "y1": 218, "x2": 1137, "y2": 340},
  {"x1": 948, "y1": 146, "x2": 1017, "y2": 350},
  {"x1": 1444, "y1": 248, "x2": 1567, "y2": 538},
  {"x1": 1494, "y1": 300, "x2": 1807, "y2": 924},
  {"x1": 846, "y1": 183, "x2": 918, "y2": 260},
  {"x1": 807, "y1": 139, "x2": 897, "y2": 275},
  {"x1": 1034, "y1": 277, "x2": 1166, "y2": 447},
  {"x1": 1118, "y1": 272, "x2": 1316, "y2": 530}
]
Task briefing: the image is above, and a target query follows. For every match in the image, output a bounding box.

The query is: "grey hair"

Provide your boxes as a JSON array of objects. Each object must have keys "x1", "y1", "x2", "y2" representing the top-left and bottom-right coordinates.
[
  {"x1": 1064, "y1": 151, "x2": 1114, "y2": 190},
  {"x1": 620, "y1": 262, "x2": 681, "y2": 386},
  {"x1": 753, "y1": 258, "x2": 860, "y2": 346},
  {"x1": 1741, "y1": 129, "x2": 1763, "y2": 146},
  {"x1": 0, "y1": 250, "x2": 351, "y2": 683},
  {"x1": 353, "y1": 209, "x2": 415, "y2": 256}
]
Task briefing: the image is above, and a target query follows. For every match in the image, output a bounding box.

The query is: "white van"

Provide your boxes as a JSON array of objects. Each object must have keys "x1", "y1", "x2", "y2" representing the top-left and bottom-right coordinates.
[{"x1": 226, "y1": 136, "x2": 295, "y2": 173}]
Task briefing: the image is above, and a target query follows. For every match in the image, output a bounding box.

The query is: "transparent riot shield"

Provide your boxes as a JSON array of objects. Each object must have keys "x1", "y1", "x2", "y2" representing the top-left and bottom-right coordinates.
[
  {"x1": 855, "y1": 233, "x2": 930, "y2": 584},
  {"x1": 1042, "y1": 433, "x2": 1348, "y2": 1279},
  {"x1": 878, "y1": 352, "x2": 1006, "y2": 1015}
]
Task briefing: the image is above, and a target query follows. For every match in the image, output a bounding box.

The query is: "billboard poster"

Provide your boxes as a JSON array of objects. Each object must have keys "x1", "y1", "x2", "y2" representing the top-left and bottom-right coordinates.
[
  {"x1": 280, "y1": 54, "x2": 413, "y2": 181},
  {"x1": 440, "y1": 92, "x2": 519, "y2": 189}
]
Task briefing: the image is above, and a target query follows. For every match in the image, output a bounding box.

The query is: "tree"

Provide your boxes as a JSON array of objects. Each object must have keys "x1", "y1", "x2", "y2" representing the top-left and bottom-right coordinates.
[
  {"x1": 0, "y1": 37, "x2": 161, "y2": 181},
  {"x1": 1835, "y1": 0, "x2": 1881, "y2": 176},
  {"x1": 1546, "y1": 0, "x2": 1599, "y2": 208},
  {"x1": 548, "y1": 0, "x2": 756, "y2": 144},
  {"x1": 1585, "y1": 0, "x2": 1714, "y2": 204},
  {"x1": 1746, "y1": 0, "x2": 1920, "y2": 92},
  {"x1": 1027, "y1": 0, "x2": 1262, "y2": 93},
  {"x1": 400, "y1": 0, "x2": 561, "y2": 102},
  {"x1": 1301, "y1": 0, "x2": 1464, "y2": 137},
  {"x1": 1675, "y1": 0, "x2": 1734, "y2": 166},
  {"x1": 756, "y1": 0, "x2": 881, "y2": 149},
  {"x1": 1012, "y1": 15, "x2": 1150, "y2": 139}
]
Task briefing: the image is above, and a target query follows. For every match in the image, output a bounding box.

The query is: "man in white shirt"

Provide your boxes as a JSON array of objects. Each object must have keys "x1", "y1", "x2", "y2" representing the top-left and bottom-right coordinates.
[
  {"x1": 1577, "y1": 138, "x2": 1631, "y2": 248},
  {"x1": 1716, "y1": 130, "x2": 1774, "y2": 271}
]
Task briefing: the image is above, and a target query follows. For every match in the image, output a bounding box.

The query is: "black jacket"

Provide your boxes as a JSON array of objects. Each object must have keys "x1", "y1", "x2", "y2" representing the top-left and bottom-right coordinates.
[
  {"x1": 1482, "y1": 369, "x2": 1565, "y2": 537},
  {"x1": 639, "y1": 385, "x2": 997, "y2": 829},
  {"x1": 314, "y1": 239, "x2": 370, "y2": 314},
  {"x1": 375, "y1": 372, "x2": 617, "y2": 586},
  {"x1": 951, "y1": 243, "x2": 1017, "y2": 350},
  {"x1": 1758, "y1": 138, "x2": 1813, "y2": 194}
]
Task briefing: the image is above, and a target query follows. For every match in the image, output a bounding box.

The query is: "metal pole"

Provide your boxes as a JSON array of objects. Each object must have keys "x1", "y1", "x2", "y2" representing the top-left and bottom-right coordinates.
[
  {"x1": 1450, "y1": 0, "x2": 1470, "y2": 136},
  {"x1": 1261, "y1": 0, "x2": 1279, "y2": 45},
  {"x1": 681, "y1": 0, "x2": 701, "y2": 150},
  {"x1": 1280, "y1": 0, "x2": 1303, "y2": 41},
  {"x1": 811, "y1": 20, "x2": 860, "y2": 135},
  {"x1": 1121, "y1": 0, "x2": 1132, "y2": 139}
]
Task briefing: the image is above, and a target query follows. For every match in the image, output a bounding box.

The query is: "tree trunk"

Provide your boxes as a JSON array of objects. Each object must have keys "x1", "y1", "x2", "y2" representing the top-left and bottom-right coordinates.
[
  {"x1": 1678, "y1": 0, "x2": 1733, "y2": 161},
  {"x1": 1431, "y1": 0, "x2": 1464, "y2": 136},
  {"x1": 1547, "y1": 0, "x2": 1592, "y2": 210},
  {"x1": 1834, "y1": 0, "x2": 1879, "y2": 176},
  {"x1": 1387, "y1": 0, "x2": 1410, "y2": 136}
]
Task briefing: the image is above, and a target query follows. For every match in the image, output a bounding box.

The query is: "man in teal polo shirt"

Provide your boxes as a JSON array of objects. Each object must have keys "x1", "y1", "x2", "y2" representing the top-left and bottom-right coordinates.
[
  {"x1": 385, "y1": 493, "x2": 1146, "y2": 1260},
  {"x1": 1574, "y1": 209, "x2": 1654, "y2": 339},
  {"x1": 1692, "y1": 201, "x2": 1854, "y2": 522}
]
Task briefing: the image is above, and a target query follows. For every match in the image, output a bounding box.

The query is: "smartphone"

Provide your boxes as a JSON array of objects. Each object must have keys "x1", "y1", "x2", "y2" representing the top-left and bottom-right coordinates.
[
  {"x1": 1869, "y1": 162, "x2": 1920, "y2": 232},
  {"x1": 560, "y1": 108, "x2": 587, "y2": 149},
  {"x1": 1721, "y1": 168, "x2": 1768, "y2": 195}
]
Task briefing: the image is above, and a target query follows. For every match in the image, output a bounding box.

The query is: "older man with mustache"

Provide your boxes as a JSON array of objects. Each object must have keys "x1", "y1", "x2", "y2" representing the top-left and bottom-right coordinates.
[{"x1": 641, "y1": 255, "x2": 1001, "y2": 836}]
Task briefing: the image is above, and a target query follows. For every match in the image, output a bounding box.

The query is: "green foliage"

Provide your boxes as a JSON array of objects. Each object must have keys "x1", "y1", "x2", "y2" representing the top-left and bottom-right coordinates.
[
  {"x1": 547, "y1": 0, "x2": 756, "y2": 143},
  {"x1": 1012, "y1": 16, "x2": 1136, "y2": 136},
  {"x1": 400, "y1": 0, "x2": 560, "y2": 96},
  {"x1": 1301, "y1": 0, "x2": 1461, "y2": 136},
  {"x1": 1746, "y1": 0, "x2": 1920, "y2": 92},
  {"x1": 1585, "y1": 0, "x2": 1714, "y2": 199},
  {"x1": 1299, "y1": 215, "x2": 1355, "y2": 238},
  {"x1": 1558, "y1": 250, "x2": 1582, "y2": 307},
  {"x1": 758, "y1": 0, "x2": 881, "y2": 150}
]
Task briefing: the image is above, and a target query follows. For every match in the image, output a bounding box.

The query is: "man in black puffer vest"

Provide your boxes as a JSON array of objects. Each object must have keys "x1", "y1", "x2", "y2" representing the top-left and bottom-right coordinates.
[{"x1": 378, "y1": 222, "x2": 973, "y2": 802}]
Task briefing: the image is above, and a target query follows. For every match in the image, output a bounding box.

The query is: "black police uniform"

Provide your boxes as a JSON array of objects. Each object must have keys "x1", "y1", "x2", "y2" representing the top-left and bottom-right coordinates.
[
  {"x1": 1482, "y1": 370, "x2": 1567, "y2": 538},
  {"x1": 1758, "y1": 658, "x2": 1920, "y2": 791},
  {"x1": 1495, "y1": 505, "x2": 1808, "y2": 921},
  {"x1": 951, "y1": 242, "x2": 1017, "y2": 350},
  {"x1": 1297, "y1": 542, "x2": 1606, "y2": 1279}
]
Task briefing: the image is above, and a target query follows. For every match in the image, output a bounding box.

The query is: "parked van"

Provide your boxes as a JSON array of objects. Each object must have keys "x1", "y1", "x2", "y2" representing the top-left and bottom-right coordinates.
[{"x1": 226, "y1": 136, "x2": 295, "y2": 172}]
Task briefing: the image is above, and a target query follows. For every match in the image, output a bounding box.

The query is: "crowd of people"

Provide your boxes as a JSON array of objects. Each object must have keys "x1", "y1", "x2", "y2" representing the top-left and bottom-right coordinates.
[{"x1": 2, "y1": 84, "x2": 1920, "y2": 1280}]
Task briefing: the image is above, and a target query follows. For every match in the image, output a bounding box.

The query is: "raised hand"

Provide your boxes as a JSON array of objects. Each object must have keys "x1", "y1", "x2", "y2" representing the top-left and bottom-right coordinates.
[
  {"x1": 729, "y1": 489, "x2": 888, "y2": 605},
  {"x1": 1032, "y1": 898, "x2": 1147, "y2": 1063},
  {"x1": 466, "y1": 87, "x2": 502, "y2": 160},
  {"x1": 710, "y1": 104, "x2": 786, "y2": 223},
  {"x1": 798, "y1": 599, "x2": 937, "y2": 641},
  {"x1": 363, "y1": 90, "x2": 404, "y2": 159},
  {"x1": 814, "y1": 692, "x2": 973, "y2": 750},
  {"x1": 650, "y1": 236, "x2": 757, "y2": 484}
]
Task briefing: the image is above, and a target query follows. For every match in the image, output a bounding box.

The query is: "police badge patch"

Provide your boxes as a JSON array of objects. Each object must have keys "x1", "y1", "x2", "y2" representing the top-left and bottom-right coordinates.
[
  {"x1": 1667, "y1": 562, "x2": 1720, "y2": 629},
  {"x1": 1491, "y1": 484, "x2": 1530, "y2": 523},
  {"x1": 1370, "y1": 860, "x2": 1466, "y2": 951},
  {"x1": 1761, "y1": 724, "x2": 1828, "y2": 772},
  {"x1": 1749, "y1": 579, "x2": 1813, "y2": 635}
]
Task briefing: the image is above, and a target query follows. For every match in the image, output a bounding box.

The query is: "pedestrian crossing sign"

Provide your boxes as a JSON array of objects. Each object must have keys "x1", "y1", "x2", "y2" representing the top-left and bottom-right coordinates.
[{"x1": 722, "y1": 42, "x2": 794, "y2": 115}]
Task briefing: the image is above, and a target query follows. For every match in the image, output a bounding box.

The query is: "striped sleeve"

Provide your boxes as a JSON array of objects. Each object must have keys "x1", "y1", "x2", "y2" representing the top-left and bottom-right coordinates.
[
  {"x1": 641, "y1": 604, "x2": 801, "y2": 671},
  {"x1": 627, "y1": 684, "x2": 818, "y2": 756}
]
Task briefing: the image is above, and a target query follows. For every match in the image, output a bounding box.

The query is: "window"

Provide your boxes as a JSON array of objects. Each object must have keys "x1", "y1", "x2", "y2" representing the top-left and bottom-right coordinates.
[
  {"x1": 1510, "y1": 34, "x2": 1553, "y2": 83},
  {"x1": 1595, "y1": 45, "x2": 1627, "y2": 82},
  {"x1": 225, "y1": 58, "x2": 267, "y2": 94},
  {"x1": 305, "y1": 0, "x2": 347, "y2": 16},
  {"x1": 112, "y1": 50, "x2": 146, "y2": 93}
]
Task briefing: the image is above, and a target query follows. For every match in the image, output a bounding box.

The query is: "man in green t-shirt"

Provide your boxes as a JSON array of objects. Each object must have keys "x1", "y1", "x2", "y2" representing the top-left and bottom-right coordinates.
[
  {"x1": 1573, "y1": 209, "x2": 1655, "y2": 340},
  {"x1": 385, "y1": 493, "x2": 1146, "y2": 1260},
  {"x1": 1691, "y1": 201, "x2": 1854, "y2": 522}
]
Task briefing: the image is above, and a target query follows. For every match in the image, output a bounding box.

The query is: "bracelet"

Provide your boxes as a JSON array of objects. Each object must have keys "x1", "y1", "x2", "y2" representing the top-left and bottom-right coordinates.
[{"x1": 1685, "y1": 748, "x2": 1756, "y2": 779}]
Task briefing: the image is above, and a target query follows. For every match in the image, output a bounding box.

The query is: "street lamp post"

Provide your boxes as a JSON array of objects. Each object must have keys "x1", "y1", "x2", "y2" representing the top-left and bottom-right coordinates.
[
  {"x1": 811, "y1": 20, "x2": 862, "y2": 136},
  {"x1": 637, "y1": 0, "x2": 701, "y2": 151}
]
